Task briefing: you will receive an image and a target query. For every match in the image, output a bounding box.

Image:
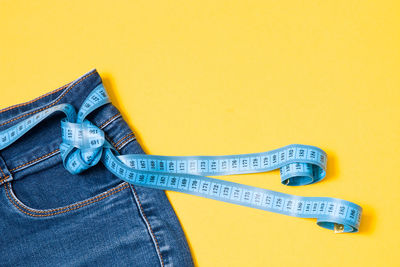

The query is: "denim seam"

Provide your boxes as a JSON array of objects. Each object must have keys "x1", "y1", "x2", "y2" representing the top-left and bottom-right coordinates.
[
  {"x1": 115, "y1": 132, "x2": 135, "y2": 147},
  {"x1": 0, "y1": 70, "x2": 96, "y2": 127},
  {"x1": 9, "y1": 149, "x2": 60, "y2": 172},
  {"x1": 129, "y1": 184, "x2": 165, "y2": 267},
  {"x1": 0, "y1": 167, "x2": 6, "y2": 180},
  {"x1": 0, "y1": 167, "x2": 11, "y2": 185},
  {"x1": 0, "y1": 176, "x2": 9, "y2": 184},
  {"x1": 3, "y1": 182, "x2": 130, "y2": 217},
  {"x1": 0, "y1": 83, "x2": 70, "y2": 114},
  {"x1": 101, "y1": 131, "x2": 164, "y2": 267},
  {"x1": 117, "y1": 136, "x2": 137, "y2": 151},
  {"x1": 99, "y1": 113, "x2": 122, "y2": 129},
  {"x1": 116, "y1": 133, "x2": 136, "y2": 150},
  {"x1": 105, "y1": 129, "x2": 165, "y2": 266},
  {"x1": 6, "y1": 181, "x2": 128, "y2": 213}
]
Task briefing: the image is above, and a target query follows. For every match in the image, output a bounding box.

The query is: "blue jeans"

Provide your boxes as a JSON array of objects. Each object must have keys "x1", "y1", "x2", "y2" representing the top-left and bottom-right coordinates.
[{"x1": 0, "y1": 70, "x2": 194, "y2": 266}]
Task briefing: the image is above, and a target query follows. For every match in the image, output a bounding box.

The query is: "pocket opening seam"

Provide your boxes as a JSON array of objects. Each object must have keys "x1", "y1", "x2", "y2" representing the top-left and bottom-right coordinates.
[
  {"x1": 4, "y1": 181, "x2": 130, "y2": 217},
  {"x1": 9, "y1": 149, "x2": 60, "y2": 172}
]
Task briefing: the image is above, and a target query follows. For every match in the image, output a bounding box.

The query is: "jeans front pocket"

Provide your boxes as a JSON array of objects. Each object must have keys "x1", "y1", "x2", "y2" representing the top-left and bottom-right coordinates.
[
  {"x1": 0, "y1": 169, "x2": 165, "y2": 267},
  {"x1": 3, "y1": 180, "x2": 129, "y2": 217},
  {"x1": 2, "y1": 149, "x2": 129, "y2": 218}
]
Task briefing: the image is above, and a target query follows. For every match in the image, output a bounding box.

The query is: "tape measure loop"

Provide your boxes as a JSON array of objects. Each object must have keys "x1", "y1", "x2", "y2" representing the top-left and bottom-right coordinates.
[
  {"x1": 0, "y1": 79, "x2": 362, "y2": 233},
  {"x1": 280, "y1": 163, "x2": 325, "y2": 186},
  {"x1": 317, "y1": 219, "x2": 358, "y2": 233}
]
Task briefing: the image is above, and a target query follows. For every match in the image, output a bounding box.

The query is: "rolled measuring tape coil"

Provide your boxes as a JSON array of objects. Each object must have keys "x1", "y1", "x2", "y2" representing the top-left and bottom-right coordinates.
[{"x1": 0, "y1": 81, "x2": 362, "y2": 233}]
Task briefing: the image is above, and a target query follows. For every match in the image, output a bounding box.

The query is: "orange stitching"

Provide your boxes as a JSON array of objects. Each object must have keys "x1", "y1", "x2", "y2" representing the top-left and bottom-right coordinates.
[
  {"x1": 0, "y1": 166, "x2": 6, "y2": 179},
  {"x1": 131, "y1": 185, "x2": 165, "y2": 267},
  {"x1": 115, "y1": 132, "x2": 135, "y2": 148},
  {"x1": 0, "y1": 175, "x2": 9, "y2": 184},
  {"x1": 108, "y1": 138, "x2": 117, "y2": 148},
  {"x1": 4, "y1": 182, "x2": 129, "y2": 217},
  {"x1": 99, "y1": 113, "x2": 121, "y2": 129},
  {"x1": 0, "y1": 166, "x2": 5, "y2": 184},
  {"x1": 117, "y1": 136, "x2": 136, "y2": 150},
  {"x1": 104, "y1": 132, "x2": 121, "y2": 148},
  {"x1": 7, "y1": 182, "x2": 128, "y2": 213},
  {"x1": 0, "y1": 83, "x2": 71, "y2": 114},
  {"x1": 0, "y1": 166, "x2": 10, "y2": 184},
  {"x1": 9, "y1": 149, "x2": 60, "y2": 172},
  {"x1": 0, "y1": 71, "x2": 96, "y2": 127},
  {"x1": 99, "y1": 114, "x2": 134, "y2": 149}
]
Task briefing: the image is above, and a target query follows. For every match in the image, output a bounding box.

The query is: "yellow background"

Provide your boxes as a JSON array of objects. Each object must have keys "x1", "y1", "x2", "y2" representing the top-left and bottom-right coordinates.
[{"x1": 1, "y1": 1, "x2": 399, "y2": 266}]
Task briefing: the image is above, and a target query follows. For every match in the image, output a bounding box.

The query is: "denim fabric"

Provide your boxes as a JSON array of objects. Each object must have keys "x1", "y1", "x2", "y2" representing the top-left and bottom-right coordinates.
[{"x1": 0, "y1": 69, "x2": 194, "y2": 267}]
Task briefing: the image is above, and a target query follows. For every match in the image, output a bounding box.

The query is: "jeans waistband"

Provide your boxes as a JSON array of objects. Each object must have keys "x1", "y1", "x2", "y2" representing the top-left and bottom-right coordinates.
[{"x1": 0, "y1": 69, "x2": 137, "y2": 184}]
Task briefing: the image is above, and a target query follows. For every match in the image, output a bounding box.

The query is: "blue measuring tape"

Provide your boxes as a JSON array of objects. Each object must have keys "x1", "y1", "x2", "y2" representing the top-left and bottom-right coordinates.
[{"x1": 0, "y1": 83, "x2": 362, "y2": 233}]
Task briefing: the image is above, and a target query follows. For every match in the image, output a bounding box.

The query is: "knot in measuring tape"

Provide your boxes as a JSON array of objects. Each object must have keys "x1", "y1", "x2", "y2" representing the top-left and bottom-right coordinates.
[
  {"x1": 58, "y1": 85, "x2": 328, "y2": 187},
  {"x1": 0, "y1": 80, "x2": 363, "y2": 233},
  {"x1": 57, "y1": 82, "x2": 116, "y2": 175},
  {"x1": 60, "y1": 120, "x2": 327, "y2": 186},
  {"x1": 60, "y1": 119, "x2": 106, "y2": 175}
]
